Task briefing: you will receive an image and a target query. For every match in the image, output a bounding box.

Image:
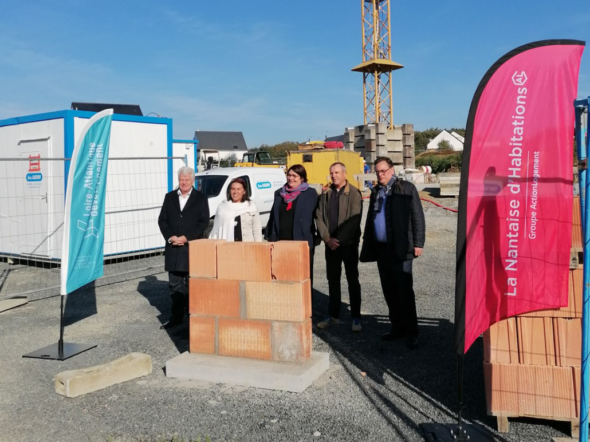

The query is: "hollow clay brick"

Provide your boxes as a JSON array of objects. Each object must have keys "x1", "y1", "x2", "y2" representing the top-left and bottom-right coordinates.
[
  {"x1": 217, "y1": 243, "x2": 272, "y2": 281},
  {"x1": 218, "y1": 318, "x2": 272, "y2": 360},
  {"x1": 245, "y1": 280, "x2": 311, "y2": 322},
  {"x1": 271, "y1": 241, "x2": 310, "y2": 282},
  {"x1": 189, "y1": 278, "x2": 240, "y2": 318},
  {"x1": 189, "y1": 316, "x2": 216, "y2": 354},
  {"x1": 271, "y1": 319, "x2": 312, "y2": 362},
  {"x1": 189, "y1": 239, "x2": 225, "y2": 278},
  {"x1": 483, "y1": 318, "x2": 518, "y2": 364}
]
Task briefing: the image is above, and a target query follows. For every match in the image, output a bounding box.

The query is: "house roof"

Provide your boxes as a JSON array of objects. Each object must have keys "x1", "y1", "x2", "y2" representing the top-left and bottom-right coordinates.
[{"x1": 194, "y1": 131, "x2": 248, "y2": 151}]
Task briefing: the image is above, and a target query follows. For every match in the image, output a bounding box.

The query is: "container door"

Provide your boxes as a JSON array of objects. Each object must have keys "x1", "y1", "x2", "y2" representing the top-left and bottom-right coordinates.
[{"x1": 18, "y1": 139, "x2": 49, "y2": 257}]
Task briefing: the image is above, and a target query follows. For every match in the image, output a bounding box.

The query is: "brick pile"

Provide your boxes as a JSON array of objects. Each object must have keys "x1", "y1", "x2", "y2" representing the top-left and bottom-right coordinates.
[
  {"x1": 187, "y1": 240, "x2": 311, "y2": 363},
  {"x1": 483, "y1": 197, "x2": 583, "y2": 436}
]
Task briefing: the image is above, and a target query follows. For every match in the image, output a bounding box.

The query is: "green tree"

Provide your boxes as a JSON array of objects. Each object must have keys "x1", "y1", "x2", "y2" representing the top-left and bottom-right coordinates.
[{"x1": 437, "y1": 139, "x2": 453, "y2": 151}]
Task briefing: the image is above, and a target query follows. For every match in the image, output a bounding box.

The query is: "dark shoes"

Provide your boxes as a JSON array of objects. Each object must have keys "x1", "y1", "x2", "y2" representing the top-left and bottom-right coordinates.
[
  {"x1": 381, "y1": 330, "x2": 406, "y2": 341},
  {"x1": 160, "y1": 318, "x2": 183, "y2": 330},
  {"x1": 381, "y1": 330, "x2": 419, "y2": 349}
]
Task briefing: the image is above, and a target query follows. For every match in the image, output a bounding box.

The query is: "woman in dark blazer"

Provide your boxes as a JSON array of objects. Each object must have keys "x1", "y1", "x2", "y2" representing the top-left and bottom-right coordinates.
[{"x1": 265, "y1": 164, "x2": 318, "y2": 282}]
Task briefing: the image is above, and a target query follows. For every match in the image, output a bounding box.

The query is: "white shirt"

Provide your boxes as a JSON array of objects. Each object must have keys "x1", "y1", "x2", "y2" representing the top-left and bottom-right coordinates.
[{"x1": 177, "y1": 188, "x2": 192, "y2": 211}]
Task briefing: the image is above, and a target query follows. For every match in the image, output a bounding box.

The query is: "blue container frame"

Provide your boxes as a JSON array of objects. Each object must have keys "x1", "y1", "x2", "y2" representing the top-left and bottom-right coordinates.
[
  {"x1": 0, "y1": 109, "x2": 175, "y2": 192},
  {"x1": 576, "y1": 97, "x2": 590, "y2": 442}
]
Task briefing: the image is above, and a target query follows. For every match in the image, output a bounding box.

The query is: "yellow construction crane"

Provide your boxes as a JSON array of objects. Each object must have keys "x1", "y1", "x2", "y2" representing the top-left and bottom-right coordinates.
[{"x1": 351, "y1": 0, "x2": 403, "y2": 129}]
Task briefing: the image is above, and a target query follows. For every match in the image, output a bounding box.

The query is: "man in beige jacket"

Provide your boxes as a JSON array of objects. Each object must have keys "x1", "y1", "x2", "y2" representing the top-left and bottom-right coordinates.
[{"x1": 316, "y1": 162, "x2": 363, "y2": 332}]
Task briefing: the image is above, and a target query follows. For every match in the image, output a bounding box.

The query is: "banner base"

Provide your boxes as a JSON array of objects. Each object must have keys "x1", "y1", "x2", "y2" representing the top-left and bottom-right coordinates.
[
  {"x1": 23, "y1": 342, "x2": 96, "y2": 361},
  {"x1": 420, "y1": 423, "x2": 496, "y2": 441}
]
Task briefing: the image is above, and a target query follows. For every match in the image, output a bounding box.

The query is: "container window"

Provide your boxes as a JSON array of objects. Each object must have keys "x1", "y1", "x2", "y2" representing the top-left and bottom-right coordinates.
[{"x1": 303, "y1": 154, "x2": 313, "y2": 163}]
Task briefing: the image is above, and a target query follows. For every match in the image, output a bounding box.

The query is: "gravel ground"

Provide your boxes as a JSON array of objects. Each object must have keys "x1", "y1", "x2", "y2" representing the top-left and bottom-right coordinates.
[{"x1": 0, "y1": 195, "x2": 575, "y2": 442}]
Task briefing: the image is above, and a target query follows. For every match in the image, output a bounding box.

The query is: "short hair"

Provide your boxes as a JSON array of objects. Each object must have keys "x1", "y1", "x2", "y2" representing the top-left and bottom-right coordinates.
[
  {"x1": 228, "y1": 178, "x2": 250, "y2": 202},
  {"x1": 177, "y1": 166, "x2": 195, "y2": 180},
  {"x1": 287, "y1": 164, "x2": 308, "y2": 182},
  {"x1": 374, "y1": 156, "x2": 394, "y2": 169},
  {"x1": 330, "y1": 162, "x2": 346, "y2": 173}
]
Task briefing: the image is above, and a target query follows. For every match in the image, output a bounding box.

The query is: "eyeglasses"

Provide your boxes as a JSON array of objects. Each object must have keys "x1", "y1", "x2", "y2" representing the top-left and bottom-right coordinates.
[{"x1": 375, "y1": 167, "x2": 392, "y2": 175}]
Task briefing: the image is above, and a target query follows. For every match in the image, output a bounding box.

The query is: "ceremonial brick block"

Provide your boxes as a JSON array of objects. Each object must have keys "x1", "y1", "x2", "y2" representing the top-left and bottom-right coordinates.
[
  {"x1": 272, "y1": 319, "x2": 312, "y2": 362},
  {"x1": 245, "y1": 280, "x2": 311, "y2": 322},
  {"x1": 365, "y1": 140, "x2": 375, "y2": 152},
  {"x1": 218, "y1": 318, "x2": 272, "y2": 360},
  {"x1": 271, "y1": 241, "x2": 309, "y2": 282},
  {"x1": 483, "y1": 318, "x2": 518, "y2": 364},
  {"x1": 189, "y1": 279, "x2": 240, "y2": 318},
  {"x1": 189, "y1": 316, "x2": 216, "y2": 354},
  {"x1": 189, "y1": 239, "x2": 225, "y2": 278},
  {"x1": 554, "y1": 318, "x2": 582, "y2": 367},
  {"x1": 217, "y1": 242, "x2": 272, "y2": 281},
  {"x1": 517, "y1": 317, "x2": 555, "y2": 366}
]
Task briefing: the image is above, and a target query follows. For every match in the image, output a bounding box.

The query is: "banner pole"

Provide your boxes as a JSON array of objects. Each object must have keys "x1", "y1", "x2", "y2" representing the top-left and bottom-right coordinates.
[
  {"x1": 577, "y1": 99, "x2": 589, "y2": 442},
  {"x1": 58, "y1": 295, "x2": 65, "y2": 355},
  {"x1": 454, "y1": 354, "x2": 468, "y2": 440}
]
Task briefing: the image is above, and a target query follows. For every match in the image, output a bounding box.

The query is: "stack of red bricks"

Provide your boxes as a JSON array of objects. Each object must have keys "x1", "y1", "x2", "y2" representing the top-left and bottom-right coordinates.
[
  {"x1": 187, "y1": 240, "x2": 312, "y2": 363},
  {"x1": 484, "y1": 197, "x2": 583, "y2": 436}
]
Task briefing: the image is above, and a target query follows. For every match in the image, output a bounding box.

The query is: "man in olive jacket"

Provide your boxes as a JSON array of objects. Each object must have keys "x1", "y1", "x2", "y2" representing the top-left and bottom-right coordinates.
[
  {"x1": 360, "y1": 156, "x2": 425, "y2": 349},
  {"x1": 316, "y1": 162, "x2": 364, "y2": 332},
  {"x1": 158, "y1": 167, "x2": 209, "y2": 329}
]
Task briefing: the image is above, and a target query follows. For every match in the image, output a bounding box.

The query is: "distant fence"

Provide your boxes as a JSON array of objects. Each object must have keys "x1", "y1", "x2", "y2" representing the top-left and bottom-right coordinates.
[{"x1": 0, "y1": 156, "x2": 186, "y2": 299}]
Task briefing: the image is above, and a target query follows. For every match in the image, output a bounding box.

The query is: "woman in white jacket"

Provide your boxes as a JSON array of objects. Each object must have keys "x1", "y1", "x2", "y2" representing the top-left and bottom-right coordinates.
[{"x1": 209, "y1": 178, "x2": 262, "y2": 242}]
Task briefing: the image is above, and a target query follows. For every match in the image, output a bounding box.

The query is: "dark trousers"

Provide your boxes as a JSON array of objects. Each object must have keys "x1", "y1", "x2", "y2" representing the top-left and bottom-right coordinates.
[
  {"x1": 375, "y1": 243, "x2": 418, "y2": 337},
  {"x1": 325, "y1": 244, "x2": 362, "y2": 319},
  {"x1": 168, "y1": 271, "x2": 189, "y2": 321}
]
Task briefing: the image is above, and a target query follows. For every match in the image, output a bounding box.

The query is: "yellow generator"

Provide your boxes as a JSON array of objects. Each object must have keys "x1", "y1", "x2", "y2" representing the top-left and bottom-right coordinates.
[{"x1": 286, "y1": 149, "x2": 364, "y2": 189}]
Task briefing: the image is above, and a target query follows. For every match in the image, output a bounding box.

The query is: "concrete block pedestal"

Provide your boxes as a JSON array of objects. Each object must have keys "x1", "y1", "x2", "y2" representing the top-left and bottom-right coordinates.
[{"x1": 166, "y1": 351, "x2": 329, "y2": 393}]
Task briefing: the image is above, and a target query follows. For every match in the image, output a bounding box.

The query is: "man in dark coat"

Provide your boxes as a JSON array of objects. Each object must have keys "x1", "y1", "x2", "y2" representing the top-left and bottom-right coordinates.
[
  {"x1": 360, "y1": 157, "x2": 425, "y2": 349},
  {"x1": 158, "y1": 166, "x2": 209, "y2": 329}
]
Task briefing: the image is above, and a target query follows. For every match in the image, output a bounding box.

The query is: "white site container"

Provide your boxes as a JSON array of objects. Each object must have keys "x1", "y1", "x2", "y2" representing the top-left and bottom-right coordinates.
[{"x1": 0, "y1": 110, "x2": 189, "y2": 261}]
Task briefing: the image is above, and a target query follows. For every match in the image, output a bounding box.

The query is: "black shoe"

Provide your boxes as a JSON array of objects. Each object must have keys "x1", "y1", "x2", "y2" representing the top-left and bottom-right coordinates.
[
  {"x1": 160, "y1": 319, "x2": 182, "y2": 330},
  {"x1": 381, "y1": 330, "x2": 406, "y2": 341},
  {"x1": 405, "y1": 335, "x2": 419, "y2": 350}
]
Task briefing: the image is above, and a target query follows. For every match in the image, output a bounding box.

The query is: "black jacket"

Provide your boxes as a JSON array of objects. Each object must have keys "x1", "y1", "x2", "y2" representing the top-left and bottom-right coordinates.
[
  {"x1": 158, "y1": 189, "x2": 210, "y2": 272},
  {"x1": 265, "y1": 187, "x2": 318, "y2": 250},
  {"x1": 360, "y1": 179, "x2": 425, "y2": 262}
]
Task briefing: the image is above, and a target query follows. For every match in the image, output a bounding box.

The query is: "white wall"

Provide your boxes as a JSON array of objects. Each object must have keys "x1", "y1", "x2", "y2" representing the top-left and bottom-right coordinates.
[{"x1": 0, "y1": 119, "x2": 65, "y2": 258}]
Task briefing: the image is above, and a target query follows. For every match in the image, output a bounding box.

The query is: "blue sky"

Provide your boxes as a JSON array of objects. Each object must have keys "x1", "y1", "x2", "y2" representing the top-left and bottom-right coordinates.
[{"x1": 0, "y1": 1, "x2": 588, "y2": 147}]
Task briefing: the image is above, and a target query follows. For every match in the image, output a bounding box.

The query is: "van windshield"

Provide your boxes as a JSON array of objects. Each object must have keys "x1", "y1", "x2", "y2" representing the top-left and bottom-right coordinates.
[{"x1": 195, "y1": 175, "x2": 228, "y2": 198}]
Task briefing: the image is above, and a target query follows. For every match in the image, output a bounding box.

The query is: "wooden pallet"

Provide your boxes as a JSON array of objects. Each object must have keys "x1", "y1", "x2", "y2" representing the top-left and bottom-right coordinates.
[{"x1": 492, "y1": 414, "x2": 579, "y2": 438}]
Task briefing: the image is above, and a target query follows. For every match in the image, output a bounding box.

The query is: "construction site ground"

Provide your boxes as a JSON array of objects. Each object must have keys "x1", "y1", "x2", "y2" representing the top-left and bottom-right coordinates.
[{"x1": 0, "y1": 200, "x2": 569, "y2": 442}]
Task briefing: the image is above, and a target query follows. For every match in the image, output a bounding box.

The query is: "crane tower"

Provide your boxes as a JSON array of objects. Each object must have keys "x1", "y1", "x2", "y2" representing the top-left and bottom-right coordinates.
[{"x1": 351, "y1": 0, "x2": 403, "y2": 129}]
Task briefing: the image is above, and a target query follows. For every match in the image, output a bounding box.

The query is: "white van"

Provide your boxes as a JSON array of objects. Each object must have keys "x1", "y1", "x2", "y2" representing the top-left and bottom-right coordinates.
[{"x1": 195, "y1": 167, "x2": 286, "y2": 234}]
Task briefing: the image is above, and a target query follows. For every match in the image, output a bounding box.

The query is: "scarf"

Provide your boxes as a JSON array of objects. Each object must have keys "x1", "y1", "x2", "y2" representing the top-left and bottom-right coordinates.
[
  {"x1": 280, "y1": 182, "x2": 309, "y2": 211},
  {"x1": 209, "y1": 200, "x2": 258, "y2": 242},
  {"x1": 374, "y1": 176, "x2": 397, "y2": 213}
]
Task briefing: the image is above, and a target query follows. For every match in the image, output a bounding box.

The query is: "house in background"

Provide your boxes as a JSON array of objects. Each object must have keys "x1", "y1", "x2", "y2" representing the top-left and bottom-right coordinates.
[
  {"x1": 194, "y1": 131, "x2": 248, "y2": 161},
  {"x1": 426, "y1": 130, "x2": 465, "y2": 151}
]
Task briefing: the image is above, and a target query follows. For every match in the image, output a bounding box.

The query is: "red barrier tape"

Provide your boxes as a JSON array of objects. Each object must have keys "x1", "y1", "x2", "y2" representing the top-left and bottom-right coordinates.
[{"x1": 420, "y1": 198, "x2": 458, "y2": 213}]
